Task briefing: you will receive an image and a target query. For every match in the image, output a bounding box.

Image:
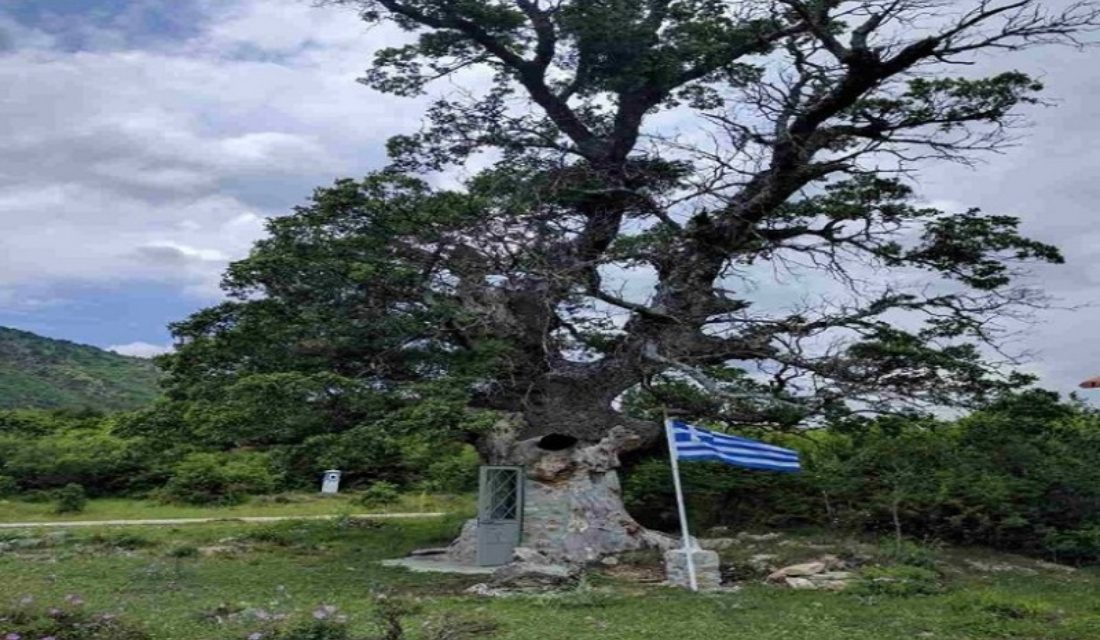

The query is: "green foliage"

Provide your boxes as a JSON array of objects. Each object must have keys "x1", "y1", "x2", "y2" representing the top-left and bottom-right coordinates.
[
  {"x1": 0, "y1": 326, "x2": 162, "y2": 411},
  {"x1": 166, "y1": 544, "x2": 199, "y2": 559},
  {"x1": 417, "y1": 444, "x2": 480, "y2": 493},
  {"x1": 123, "y1": 176, "x2": 504, "y2": 494},
  {"x1": 956, "y1": 593, "x2": 1059, "y2": 621},
  {"x1": 160, "y1": 452, "x2": 277, "y2": 505},
  {"x1": 272, "y1": 619, "x2": 355, "y2": 640},
  {"x1": 0, "y1": 474, "x2": 16, "y2": 497},
  {"x1": 624, "y1": 390, "x2": 1100, "y2": 562},
  {"x1": 0, "y1": 404, "x2": 482, "y2": 500},
  {"x1": 0, "y1": 601, "x2": 151, "y2": 640},
  {"x1": 853, "y1": 565, "x2": 943, "y2": 597},
  {"x1": 0, "y1": 411, "x2": 150, "y2": 494},
  {"x1": 54, "y1": 482, "x2": 88, "y2": 514},
  {"x1": 358, "y1": 481, "x2": 401, "y2": 508},
  {"x1": 89, "y1": 531, "x2": 153, "y2": 549}
]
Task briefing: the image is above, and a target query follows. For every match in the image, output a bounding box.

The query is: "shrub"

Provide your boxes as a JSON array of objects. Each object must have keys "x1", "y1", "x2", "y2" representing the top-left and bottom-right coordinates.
[
  {"x1": 0, "y1": 600, "x2": 150, "y2": 640},
  {"x1": 0, "y1": 411, "x2": 149, "y2": 495},
  {"x1": 852, "y1": 565, "x2": 943, "y2": 597},
  {"x1": 161, "y1": 452, "x2": 277, "y2": 505},
  {"x1": 167, "y1": 544, "x2": 199, "y2": 559},
  {"x1": 418, "y1": 445, "x2": 480, "y2": 493},
  {"x1": 358, "y1": 481, "x2": 400, "y2": 508},
  {"x1": 54, "y1": 483, "x2": 88, "y2": 514},
  {"x1": 0, "y1": 474, "x2": 16, "y2": 497},
  {"x1": 242, "y1": 523, "x2": 308, "y2": 547},
  {"x1": 89, "y1": 531, "x2": 153, "y2": 549},
  {"x1": 252, "y1": 601, "x2": 421, "y2": 640},
  {"x1": 622, "y1": 390, "x2": 1100, "y2": 562},
  {"x1": 959, "y1": 593, "x2": 1059, "y2": 621},
  {"x1": 1044, "y1": 526, "x2": 1100, "y2": 564},
  {"x1": 273, "y1": 619, "x2": 354, "y2": 640}
]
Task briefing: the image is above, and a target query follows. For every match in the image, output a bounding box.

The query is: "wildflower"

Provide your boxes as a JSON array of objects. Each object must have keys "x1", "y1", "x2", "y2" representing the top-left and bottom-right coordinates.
[
  {"x1": 247, "y1": 633, "x2": 264, "y2": 640},
  {"x1": 63, "y1": 595, "x2": 84, "y2": 606},
  {"x1": 312, "y1": 604, "x2": 337, "y2": 620},
  {"x1": 6, "y1": 633, "x2": 22, "y2": 640},
  {"x1": 18, "y1": 596, "x2": 33, "y2": 606}
]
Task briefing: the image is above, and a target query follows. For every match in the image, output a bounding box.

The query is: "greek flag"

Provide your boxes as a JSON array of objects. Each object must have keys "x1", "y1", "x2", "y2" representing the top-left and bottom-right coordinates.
[{"x1": 670, "y1": 421, "x2": 801, "y2": 473}]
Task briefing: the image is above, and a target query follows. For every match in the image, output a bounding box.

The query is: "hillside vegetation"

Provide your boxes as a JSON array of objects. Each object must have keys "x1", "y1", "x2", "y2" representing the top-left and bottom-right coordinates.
[{"x1": 0, "y1": 327, "x2": 161, "y2": 411}]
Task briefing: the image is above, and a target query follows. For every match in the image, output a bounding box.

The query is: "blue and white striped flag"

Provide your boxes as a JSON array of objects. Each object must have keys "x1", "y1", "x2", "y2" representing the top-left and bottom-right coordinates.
[{"x1": 669, "y1": 420, "x2": 801, "y2": 473}]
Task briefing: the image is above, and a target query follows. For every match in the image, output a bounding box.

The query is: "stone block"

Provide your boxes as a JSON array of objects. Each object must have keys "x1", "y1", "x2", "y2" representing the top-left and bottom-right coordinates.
[{"x1": 664, "y1": 547, "x2": 722, "y2": 591}]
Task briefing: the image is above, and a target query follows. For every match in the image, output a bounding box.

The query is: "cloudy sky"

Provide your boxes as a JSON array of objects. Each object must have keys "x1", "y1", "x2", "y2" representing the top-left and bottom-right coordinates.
[{"x1": 1, "y1": 0, "x2": 1098, "y2": 395}]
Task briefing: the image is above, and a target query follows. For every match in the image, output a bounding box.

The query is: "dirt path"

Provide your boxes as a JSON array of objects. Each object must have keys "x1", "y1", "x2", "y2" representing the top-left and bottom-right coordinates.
[{"x1": 0, "y1": 512, "x2": 447, "y2": 529}]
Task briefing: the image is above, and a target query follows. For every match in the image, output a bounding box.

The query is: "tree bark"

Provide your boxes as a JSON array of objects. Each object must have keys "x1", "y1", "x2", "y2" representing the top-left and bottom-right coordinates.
[{"x1": 447, "y1": 414, "x2": 673, "y2": 564}]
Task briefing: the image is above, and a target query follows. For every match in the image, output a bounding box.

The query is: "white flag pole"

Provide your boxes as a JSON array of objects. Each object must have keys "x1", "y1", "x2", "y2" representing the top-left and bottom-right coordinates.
[{"x1": 664, "y1": 415, "x2": 698, "y2": 592}]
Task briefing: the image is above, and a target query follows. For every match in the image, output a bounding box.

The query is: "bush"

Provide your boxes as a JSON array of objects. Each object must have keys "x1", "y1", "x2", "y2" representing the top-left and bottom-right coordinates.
[
  {"x1": 852, "y1": 565, "x2": 943, "y2": 597},
  {"x1": 89, "y1": 531, "x2": 153, "y2": 549},
  {"x1": 161, "y1": 452, "x2": 277, "y2": 505},
  {"x1": 0, "y1": 600, "x2": 150, "y2": 640},
  {"x1": 418, "y1": 445, "x2": 480, "y2": 492},
  {"x1": 0, "y1": 409, "x2": 150, "y2": 495},
  {"x1": 242, "y1": 523, "x2": 309, "y2": 547},
  {"x1": 250, "y1": 599, "x2": 424, "y2": 640},
  {"x1": 1043, "y1": 526, "x2": 1100, "y2": 564},
  {"x1": 54, "y1": 482, "x2": 88, "y2": 514},
  {"x1": 358, "y1": 481, "x2": 400, "y2": 508},
  {"x1": 960, "y1": 594, "x2": 1058, "y2": 621},
  {"x1": 0, "y1": 474, "x2": 16, "y2": 497},
  {"x1": 272, "y1": 619, "x2": 354, "y2": 640},
  {"x1": 167, "y1": 544, "x2": 199, "y2": 559},
  {"x1": 623, "y1": 390, "x2": 1100, "y2": 562}
]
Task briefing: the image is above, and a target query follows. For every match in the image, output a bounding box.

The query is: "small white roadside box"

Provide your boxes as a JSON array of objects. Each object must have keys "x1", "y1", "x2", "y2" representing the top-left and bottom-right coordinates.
[{"x1": 321, "y1": 469, "x2": 342, "y2": 494}]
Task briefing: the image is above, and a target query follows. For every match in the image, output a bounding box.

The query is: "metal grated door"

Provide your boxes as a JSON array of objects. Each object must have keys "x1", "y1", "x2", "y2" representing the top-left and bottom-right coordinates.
[{"x1": 476, "y1": 466, "x2": 523, "y2": 566}]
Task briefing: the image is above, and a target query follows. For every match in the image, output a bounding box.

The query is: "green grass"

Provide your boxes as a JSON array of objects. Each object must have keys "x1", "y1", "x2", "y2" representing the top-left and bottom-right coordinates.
[
  {"x1": 0, "y1": 492, "x2": 474, "y2": 523},
  {"x1": 4, "y1": 517, "x2": 1100, "y2": 639}
]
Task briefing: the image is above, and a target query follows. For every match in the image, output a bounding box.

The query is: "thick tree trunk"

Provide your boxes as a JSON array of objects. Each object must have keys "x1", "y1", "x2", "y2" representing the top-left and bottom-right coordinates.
[{"x1": 447, "y1": 414, "x2": 672, "y2": 564}]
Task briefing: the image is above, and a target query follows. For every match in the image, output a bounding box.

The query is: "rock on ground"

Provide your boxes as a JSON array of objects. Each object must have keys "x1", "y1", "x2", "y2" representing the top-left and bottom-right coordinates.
[
  {"x1": 511, "y1": 546, "x2": 551, "y2": 565},
  {"x1": 768, "y1": 556, "x2": 854, "y2": 591},
  {"x1": 488, "y1": 561, "x2": 582, "y2": 591}
]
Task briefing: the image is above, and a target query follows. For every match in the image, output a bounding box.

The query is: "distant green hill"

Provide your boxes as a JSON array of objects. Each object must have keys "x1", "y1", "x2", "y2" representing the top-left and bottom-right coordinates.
[{"x1": 0, "y1": 327, "x2": 162, "y2": 411}]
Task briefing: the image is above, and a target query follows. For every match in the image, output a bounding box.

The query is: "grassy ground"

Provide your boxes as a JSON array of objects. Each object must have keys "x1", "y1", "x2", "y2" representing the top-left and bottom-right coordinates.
[
  {"x1": 3, "y1": 511, "x2": 1100, "y2": 639},
  {"x1": 0, "y1": 492, "x2": 473, "y2": 523}
]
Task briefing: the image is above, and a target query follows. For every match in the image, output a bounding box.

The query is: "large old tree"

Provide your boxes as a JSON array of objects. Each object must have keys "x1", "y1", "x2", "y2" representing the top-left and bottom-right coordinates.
[{"x1": 164, "y1": 0, "x2": 1098, "y2": 560}]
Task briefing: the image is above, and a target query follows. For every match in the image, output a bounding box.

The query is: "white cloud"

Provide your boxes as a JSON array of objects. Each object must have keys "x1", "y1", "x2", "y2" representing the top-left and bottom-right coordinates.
[
  {"x1": 107, "y1": 341, "x2": 174, "y2": 358},
  {"x1": 0, "y1": 0, "x2": 416, "y2": 302}
]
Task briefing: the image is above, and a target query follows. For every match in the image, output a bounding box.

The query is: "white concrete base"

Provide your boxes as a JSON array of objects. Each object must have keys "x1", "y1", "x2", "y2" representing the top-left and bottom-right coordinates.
[{"x1": 664, "y1": 547, "x2": 722, "y2": 590}]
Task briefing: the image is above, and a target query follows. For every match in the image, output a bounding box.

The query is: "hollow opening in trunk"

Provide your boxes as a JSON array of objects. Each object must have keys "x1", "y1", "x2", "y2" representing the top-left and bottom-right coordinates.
[{"x1": 537, "y1": 433, "x2": 578, "y2": 451}]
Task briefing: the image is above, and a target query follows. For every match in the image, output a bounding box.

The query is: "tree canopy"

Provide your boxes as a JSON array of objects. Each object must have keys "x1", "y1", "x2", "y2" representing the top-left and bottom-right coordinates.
[{"x1": 163, "y1": 0, "x2": 1098, "y2": 450}]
